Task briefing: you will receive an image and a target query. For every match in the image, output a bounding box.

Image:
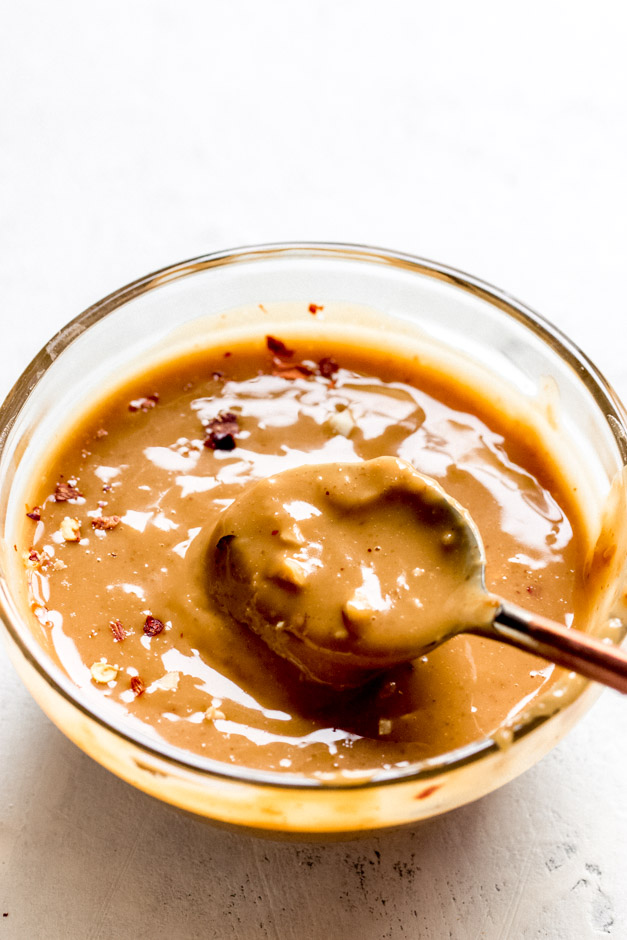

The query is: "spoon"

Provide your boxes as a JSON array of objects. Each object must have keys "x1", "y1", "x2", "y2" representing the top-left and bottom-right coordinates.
[{"x1": 208, "y1": 456, "x2": 627, "y2": 693}]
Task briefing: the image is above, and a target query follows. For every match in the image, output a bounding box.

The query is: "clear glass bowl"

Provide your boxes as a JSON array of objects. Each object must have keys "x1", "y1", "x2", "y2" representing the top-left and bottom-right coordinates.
[{"x1": 1, "y1": 243, "x2": 626, "y2": 838}]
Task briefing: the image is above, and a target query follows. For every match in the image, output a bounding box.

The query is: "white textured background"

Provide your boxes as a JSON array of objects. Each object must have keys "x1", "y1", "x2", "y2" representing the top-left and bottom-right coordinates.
[{"x1": 1, "y1": 2, "x2": 626, "y2": 938}]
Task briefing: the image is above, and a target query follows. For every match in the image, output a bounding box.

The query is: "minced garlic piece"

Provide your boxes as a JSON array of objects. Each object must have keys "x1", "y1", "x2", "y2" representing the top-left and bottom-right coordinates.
[
  {"x1": 204, "y1": 703, "x2": 226, "y2": 722},
  {"x1": 326, "y1": 407, "x2": 356, "y2": 437},
  {"x1": 60, "y1": 517, "x2": 81, "y2": 542},
  {"x1": 91, "y1": 661, "x2": 118, "y2": 683}
]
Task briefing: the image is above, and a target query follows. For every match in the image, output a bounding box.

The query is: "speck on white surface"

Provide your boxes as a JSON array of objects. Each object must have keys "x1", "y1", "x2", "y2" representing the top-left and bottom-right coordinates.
[{"x1": 1, "y1": 2, "x2": 626, "y2": 938}]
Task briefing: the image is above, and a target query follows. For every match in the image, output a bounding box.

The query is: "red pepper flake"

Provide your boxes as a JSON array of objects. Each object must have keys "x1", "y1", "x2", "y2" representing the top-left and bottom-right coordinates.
[
  {"x1": 26, "y1": 506, "x2": 42, "y2": 521},
  {"x1": 28, "y1": 549, "x2": 40, "y2": 563},
  {"x1": 271, "y1": 529, "x2": 279, "y2": 536},
  {"x1": 266, "y1": 335, "x2": 294, "y2": 359},
  {"x1": 318, "y1": 357, "x2": 339, "y2": 378},
  {"x1": 143, "y1": 615, "x2": 165, "y2": 637},
  {"x1": 308, "y1": 303, "x2": 324, "y2": 314},
  {"x1": 130, "y1": 675, "x2": 145, "y2": 696},
  {"x1": 110, "y1": 618, "x2": 126, "y2": 642},
  {"x1": 128, "y1": 394, "x2": 159, "y2": 413},
  {"x1": 416, "y1": 784, "x2": 440, "y2": 800},
  {"x1": 203, "y1": 412, "x2": 240, "y2": 451},
  {"x1": 54, "y1": 481, "x2": 83, "y2": 502},
  {"x1": 91, "y1": 515, "x2": 121, "y2": 531},
  {"x1": 272, "y1": 361, "x2": 314, "y2": 380}
]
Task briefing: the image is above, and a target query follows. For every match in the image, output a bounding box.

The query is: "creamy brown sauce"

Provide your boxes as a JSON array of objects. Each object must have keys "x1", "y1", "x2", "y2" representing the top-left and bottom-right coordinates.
[
  {"x1": 19, "y1": 330, "x2": 589, "y2": 777},
  {"x1": 209, "y1": 456, "x2": 499, "y2": 688}
]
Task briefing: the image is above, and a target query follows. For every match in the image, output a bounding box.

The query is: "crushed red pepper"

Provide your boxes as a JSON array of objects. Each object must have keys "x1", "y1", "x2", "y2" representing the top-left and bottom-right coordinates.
[
  {"x1": 318, "y1": 356, "x2": 339, "y2": 378},
  {"x1": 204, "y1": 412, "x2": 240, "y2": 451},
  {"x1": 54, "y1": 481, "x2": 83, "y2": 502},
  {"x1": 272, "y1": 362, "x2": 314, "y2": 380},
  {"x1": 91, "y1": 516, "x2": 121, "y2": 531},
  {"x1": 265, "y1": 335, "x2": 294, "y2": 359},
  {"x1": 265, "y1": 336, "x2": 340, "y2": 383},
  {"x1": 130, "y1": 676, "x2": 145, "y2": 696},
  {"x1": 143, "y1": 615, "x2": 165, "y2": 637},
  {"x1": 26, "y1": 506, "x2": 42, "y2": 521},
  {"x1": 110, "y1": 619, "x2": 126, "y2": 642}
]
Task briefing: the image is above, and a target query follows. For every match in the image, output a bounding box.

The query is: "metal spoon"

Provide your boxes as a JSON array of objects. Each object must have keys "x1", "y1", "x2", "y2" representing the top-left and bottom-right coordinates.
[
  {"x1": 209, "y1": 457, "x2": 627, "y2": 692},
  {"x1": 419, "y1": 466, "x2": 627, "y2": 694},
  {"x1": 473, "y1": 599, "x2": 627, "y2": 694}
]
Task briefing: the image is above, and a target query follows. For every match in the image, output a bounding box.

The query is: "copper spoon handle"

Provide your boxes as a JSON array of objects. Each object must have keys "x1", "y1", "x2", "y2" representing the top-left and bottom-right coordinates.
[{"x1": 474, "y1": 601, "x2": 627, "y2": 694}]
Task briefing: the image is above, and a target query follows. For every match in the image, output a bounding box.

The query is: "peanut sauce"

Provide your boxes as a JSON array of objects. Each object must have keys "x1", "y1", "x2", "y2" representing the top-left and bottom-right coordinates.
[{"x1": 19, "y1": 327, "x2": 589, "y2": 778}]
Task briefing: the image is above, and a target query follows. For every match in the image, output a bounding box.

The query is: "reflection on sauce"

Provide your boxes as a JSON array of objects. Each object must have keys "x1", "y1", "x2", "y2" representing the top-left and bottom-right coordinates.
[{"x1": 19, "y1": 327, "x2": 587, "y2": 778}]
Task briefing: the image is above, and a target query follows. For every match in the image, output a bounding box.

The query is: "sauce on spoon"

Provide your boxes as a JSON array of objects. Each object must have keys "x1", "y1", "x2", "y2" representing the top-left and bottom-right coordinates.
[{"x1": 209, "y1": 456, "x2": 500, "y2": 688}]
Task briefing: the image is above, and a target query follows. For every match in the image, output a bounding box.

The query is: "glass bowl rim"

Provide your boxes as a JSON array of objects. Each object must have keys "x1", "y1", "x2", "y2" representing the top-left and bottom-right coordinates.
[{"x1": 1, "y1": 240, "x2": 626, "y2": 793}]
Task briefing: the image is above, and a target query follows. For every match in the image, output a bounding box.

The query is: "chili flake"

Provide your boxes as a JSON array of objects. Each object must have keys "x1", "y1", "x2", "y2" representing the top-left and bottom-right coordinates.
[
  {"x1": 54, "y1": 481, "x2": 83, "y2": 502},
  {"x1": 143, "y1": 615, "x2": 165, "y2": 637},
  {"x1": 204, "y1": 412, "x2": 240, "y2": 451},
  {"x1": 318, "y1": 356, "x2": 339, "y2": 378},
  {"x1": 266, "y1": 335, "x2": 294, "y2": 359},
  {"x1": 91, "y1": 515, "x2": 121, "y2": 531},
  {"x1": 110, "y1": 619, "x2": 126, "y2": 642},
  {"x1": 272, "y1": 362, "x2": 314, "y2": 380},
  {"x1": 130, "y1": 676, "x2": 145, "y2": 696}
]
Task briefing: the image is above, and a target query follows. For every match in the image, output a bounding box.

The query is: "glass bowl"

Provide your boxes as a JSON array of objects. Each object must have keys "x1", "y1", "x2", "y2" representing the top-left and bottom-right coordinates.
[{"x1": 1, "y1": 243, "x2": 626, "y2": 838}]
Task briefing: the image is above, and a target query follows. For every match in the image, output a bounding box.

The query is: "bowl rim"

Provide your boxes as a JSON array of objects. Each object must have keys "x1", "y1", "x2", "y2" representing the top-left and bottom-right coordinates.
[{"x1": 1, "y1": 240, "x2": 626, "y2": 792}]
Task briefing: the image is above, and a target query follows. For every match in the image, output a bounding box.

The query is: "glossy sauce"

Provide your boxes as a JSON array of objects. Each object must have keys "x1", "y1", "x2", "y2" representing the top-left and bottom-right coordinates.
[{"x1": 20, "y1": 332, "x2": 588, "y2": 777}]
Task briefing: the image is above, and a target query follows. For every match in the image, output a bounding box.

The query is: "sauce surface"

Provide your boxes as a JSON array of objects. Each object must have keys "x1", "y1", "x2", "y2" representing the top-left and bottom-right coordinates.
[{"x1": 20, "y1": 328, "x2": 587, "y2": 777}]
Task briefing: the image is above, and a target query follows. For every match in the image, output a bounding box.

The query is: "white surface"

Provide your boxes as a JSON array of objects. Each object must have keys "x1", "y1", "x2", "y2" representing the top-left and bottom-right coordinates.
[{"x1": 1, "y1": 2, "x2": 626, "y2": 937}]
